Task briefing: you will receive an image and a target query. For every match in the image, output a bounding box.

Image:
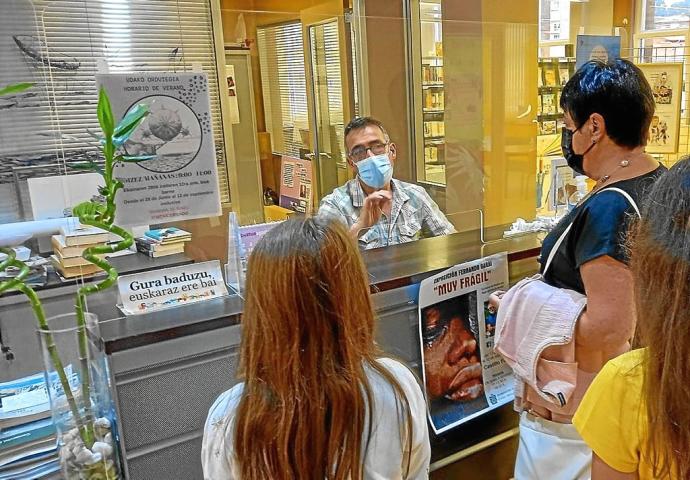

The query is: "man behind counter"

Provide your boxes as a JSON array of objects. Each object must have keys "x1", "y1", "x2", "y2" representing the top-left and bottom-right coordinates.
[{"x1": 317, "y1": 117, "x2": 455, "y2": 250}]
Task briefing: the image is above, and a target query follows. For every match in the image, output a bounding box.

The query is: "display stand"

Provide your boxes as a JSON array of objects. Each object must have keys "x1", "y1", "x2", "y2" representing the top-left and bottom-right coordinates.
[{"x1": 225, "y1": 212, "x2": 283, "y2": 296}]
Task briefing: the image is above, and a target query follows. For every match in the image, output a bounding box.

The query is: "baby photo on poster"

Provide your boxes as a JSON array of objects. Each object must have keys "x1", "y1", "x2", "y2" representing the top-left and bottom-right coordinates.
[
  {"x1": 421, "y1": 293, "x2": 488, "y2": 432},
  {"x1": 418, "y1": 254, "x2": 515, "y2": 434}
]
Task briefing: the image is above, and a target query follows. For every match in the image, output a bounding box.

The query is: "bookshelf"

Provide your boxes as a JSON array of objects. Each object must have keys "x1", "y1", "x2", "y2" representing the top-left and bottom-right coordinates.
[
  {"x1": 417, "y1": 0, "x2": 446, "y2": 184},
  {"x1": 537, "y1": 56, "x2": 576, "y2": 135}
]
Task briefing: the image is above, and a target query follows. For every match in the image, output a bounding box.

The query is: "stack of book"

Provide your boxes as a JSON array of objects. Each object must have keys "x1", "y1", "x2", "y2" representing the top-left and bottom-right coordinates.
[
  {"x1": 50, "y1": 224, "x2": 109, "y2": 279},
  {"x1": 0, "y1": 372, "x2": 61, "y2": 479},
  {"x1": 135, "y1": 227, "x2": 191, "y2": 258}
]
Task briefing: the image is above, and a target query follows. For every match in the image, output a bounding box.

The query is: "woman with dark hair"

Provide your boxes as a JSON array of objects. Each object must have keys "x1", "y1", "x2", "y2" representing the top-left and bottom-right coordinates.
[
  {"x1": 498, "y1": 58, "x2": 666, "y2": 479},
  {"x1": 573, "y1": 158, "x2": 690, "y2": 479},
  {"x1": 201, "y1": 218, "x2": 430, "y2": 479}
]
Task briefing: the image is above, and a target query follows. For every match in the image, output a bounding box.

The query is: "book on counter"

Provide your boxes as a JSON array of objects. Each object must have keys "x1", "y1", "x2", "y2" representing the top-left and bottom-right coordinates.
[
  {"x1": 0, "y1": 418, "x2": 56, "y2": 452},
  {"x1": 51, "y1": 228, "x2": 108, "y2": 278},
  {"x1": 0, "y1": 371, "x2": 68, "y2": 480},
  {"x1": 53, "y1": 249, "x2": 104, "y2": 268},
  {"x1": 144, "y1": 227, "x2": 192, "y2": 244},
  {"x1": 0, "y1": 453, "x2": 59, "y2": 480},
  {"x1": 50, "y1": 256, "x2": 103, "y2": 279},
  {"x1": 51, "y1": 234, "x2": 88, "y2": 258},
  {"x1": 136, "y1": 226, "x2": 191, "y2": 257},
  {"x1": 0, "y1": 372, "x2": 52, "y2": 430},
  {"x1": 135, "y1": 237, "x2": 185, "y2": 257},
  {"x1": 59, "y1": 224, "x2": 109, "y2": 247},
  {"x1": 0, "y1": 438, "x2": 57, "y2": 473}
]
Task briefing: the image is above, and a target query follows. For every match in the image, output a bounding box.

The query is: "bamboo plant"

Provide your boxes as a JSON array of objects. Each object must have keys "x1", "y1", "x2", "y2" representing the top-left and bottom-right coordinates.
[
  {"x1": 69, "y1": 87, "x2": 152, "y2": 445},
  {"x1": 0, "y1": 84, "x2": 151, "y2": 453},
  {"x1": 0, "y1": 82, "x2": 91, "y2": 443}
]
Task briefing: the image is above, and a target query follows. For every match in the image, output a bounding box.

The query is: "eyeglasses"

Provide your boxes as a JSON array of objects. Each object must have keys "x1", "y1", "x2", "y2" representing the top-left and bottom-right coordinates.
[{"x1": 347, "y1": 142, "x2": 389, "y2": 162}]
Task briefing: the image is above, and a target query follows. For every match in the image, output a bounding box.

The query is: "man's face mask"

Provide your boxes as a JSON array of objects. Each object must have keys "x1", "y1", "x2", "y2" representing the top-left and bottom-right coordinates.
[
  {"x1": 561, "y1": 126, "x2": 595, "y2": 176},
  {"x1": 356, "y1": 153, "x2": 393, "y2": 189}
]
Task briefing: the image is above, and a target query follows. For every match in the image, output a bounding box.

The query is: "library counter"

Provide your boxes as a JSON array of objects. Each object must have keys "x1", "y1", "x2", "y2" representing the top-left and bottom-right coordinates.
[{"x1": 1, "y1": 229, "x2": 542, "y2": 479}]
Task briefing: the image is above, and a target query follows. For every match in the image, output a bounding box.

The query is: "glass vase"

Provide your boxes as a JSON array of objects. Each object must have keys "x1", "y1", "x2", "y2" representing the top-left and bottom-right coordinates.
[{"x1": 37, "y1": 312, "x2": 121, "y2": 480}]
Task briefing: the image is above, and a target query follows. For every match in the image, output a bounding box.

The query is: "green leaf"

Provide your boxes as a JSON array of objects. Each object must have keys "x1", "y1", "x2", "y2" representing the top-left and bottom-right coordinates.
[
  {"x1": 120, "y1": 155, "x2": 155, "y2": 163},
  {"x1": 73, "y1": 201, "x2": 102, "y2": 218},
  {"x1": 97, "y1": 87, "x2": 115, "y2": 138},
  {"x1": 86, "y1": 128, "x2": 105, "y2": 145},
  {"x1": 70, "y1": 161, "x2": 104, "y2": 175},
  {"x1": 0, "y1": 82, "x2": 33, "y2": 96},
  {"x1": 113, "y1": 103, "x2": 149, "y2": 146}
]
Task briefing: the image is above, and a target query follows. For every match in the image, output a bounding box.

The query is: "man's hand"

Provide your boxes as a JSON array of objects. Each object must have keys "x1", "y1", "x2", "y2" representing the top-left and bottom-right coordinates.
[{"x1": 350, "y1": 190, "x2": 392, "y2": 238}]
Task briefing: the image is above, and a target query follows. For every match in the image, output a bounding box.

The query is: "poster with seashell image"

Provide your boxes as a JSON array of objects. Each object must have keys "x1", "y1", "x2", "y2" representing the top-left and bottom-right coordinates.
[{"x1": 97, "y1": 73, "x2": 221, "y2": 225}]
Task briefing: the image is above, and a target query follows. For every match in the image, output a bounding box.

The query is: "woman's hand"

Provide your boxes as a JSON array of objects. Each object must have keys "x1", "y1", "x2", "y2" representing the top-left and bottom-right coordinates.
[{"x1": 488, "y1": 291, "x2": 505, "y2": 312}]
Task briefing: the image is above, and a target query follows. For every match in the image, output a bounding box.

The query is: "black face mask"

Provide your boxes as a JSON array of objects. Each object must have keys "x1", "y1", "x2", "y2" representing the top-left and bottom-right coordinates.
[{"x1": 561, "y1": 127, "x2": 595, "y2": 176}]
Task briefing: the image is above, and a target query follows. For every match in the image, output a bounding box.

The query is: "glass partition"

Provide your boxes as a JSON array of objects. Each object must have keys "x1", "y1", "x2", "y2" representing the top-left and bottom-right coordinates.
[
  {"x1": 5, "y1": 0, "x2": 690, "y2": 310},
  {"x1": 10, "y1": 0, "x2": 670, "y2": 328},
  {"x1": 308, "y1": 19, "x2": 349, "y2": 198},
  {"x1": 237, "y1": 0, "x2": 540, "y2": 236},
  {"x1": 0, "y1": 0, "x2": 563, "y2": 309}
]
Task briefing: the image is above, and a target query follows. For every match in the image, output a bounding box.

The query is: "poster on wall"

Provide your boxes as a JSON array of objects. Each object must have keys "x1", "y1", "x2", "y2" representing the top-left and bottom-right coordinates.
[
  {"x1": 418, "y1": 253, "x2": 514, "y2": 434},
  {"x1": 575, "y1": 35, "x2": 621, "y2": 69},
  {"x1": 638, "y1": 62, "x2": 683, "y2": 154},
  {"x1": 279, "y1": 156, "x2": 313, "y2": 215},
  {"x1": 96, "y1": 73, "x2": 222, "y2": 225},
  {"x1": 225, "y1": 65, "x2": 240, "y2": 124}
]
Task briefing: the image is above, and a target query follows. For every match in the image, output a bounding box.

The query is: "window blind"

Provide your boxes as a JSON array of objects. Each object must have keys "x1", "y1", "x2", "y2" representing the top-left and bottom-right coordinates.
[
  {"x1": 257, "y1": 22, "x2": 309, "y2": 157},
  {"x1": 0, "y1": 0, "x2": 229, "y2": 224},
  {"x1": 310, "y1": 21, "x2": 346, "y2": 160}
]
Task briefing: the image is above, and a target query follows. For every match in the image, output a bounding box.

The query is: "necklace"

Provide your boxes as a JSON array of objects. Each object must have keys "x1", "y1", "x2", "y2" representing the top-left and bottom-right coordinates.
[
  {"x1": 596, "y1": 158, "x2": 631, "y2": 188},
  {"x1": 576, "y1": 158, "x2": 632, "y2": 206}
]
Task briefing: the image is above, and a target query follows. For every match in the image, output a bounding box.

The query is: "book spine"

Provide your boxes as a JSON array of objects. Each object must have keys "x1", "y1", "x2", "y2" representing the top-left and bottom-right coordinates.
[
  {"x1": 135, "y1": 241, "x2": 155, "y2": 251},
  {"x1": 135, "y1": 244, "x2": 156, "y2": 257},
  {"x1": 0, "y1": 423, "x2": 56, "y2": 451}
]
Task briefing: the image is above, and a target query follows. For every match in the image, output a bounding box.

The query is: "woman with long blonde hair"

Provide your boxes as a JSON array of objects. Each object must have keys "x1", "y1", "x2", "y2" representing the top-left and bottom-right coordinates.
[
  {"x1": 202, "y1": 217, "x2": 430, "y2": 479},
  {"x1": 573, "y1": 157, "x2": 690, "y2": 479}
]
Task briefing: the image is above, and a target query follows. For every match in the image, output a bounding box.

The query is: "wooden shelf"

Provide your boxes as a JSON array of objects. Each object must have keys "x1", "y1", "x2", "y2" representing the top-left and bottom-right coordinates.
[{"x1": 539, "y1": 85, "x2": 564, "y2": 91}]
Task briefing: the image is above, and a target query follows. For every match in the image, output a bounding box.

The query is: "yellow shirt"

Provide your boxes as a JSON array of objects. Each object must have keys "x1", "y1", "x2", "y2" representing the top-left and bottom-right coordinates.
[{"x1": 573, "y1": 348, "x2": 676, "y2": 479}]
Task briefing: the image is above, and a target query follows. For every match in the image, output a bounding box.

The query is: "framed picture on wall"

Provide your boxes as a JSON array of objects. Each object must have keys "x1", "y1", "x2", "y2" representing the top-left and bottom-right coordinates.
[{"x1": 638, "y1": 62, "x2": 683, "y2": 154}]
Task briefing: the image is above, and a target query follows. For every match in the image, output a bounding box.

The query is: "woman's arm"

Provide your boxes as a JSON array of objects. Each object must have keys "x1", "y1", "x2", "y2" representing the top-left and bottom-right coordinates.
[
  {"x1": 576, "y1": 255, "x2": 635, "y2": 364},
  {"x1": 592, "y1": 453, "x2": 638, "y2": 480}
]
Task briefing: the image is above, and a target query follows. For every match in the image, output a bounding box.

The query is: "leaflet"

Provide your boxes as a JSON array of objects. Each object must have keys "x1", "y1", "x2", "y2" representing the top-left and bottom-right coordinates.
[{"x1": 418, "y1": 252, "x2": 514, "y2": 434}]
